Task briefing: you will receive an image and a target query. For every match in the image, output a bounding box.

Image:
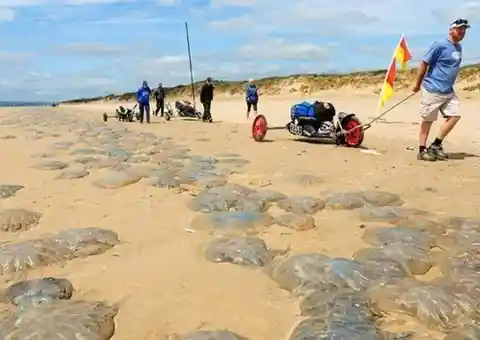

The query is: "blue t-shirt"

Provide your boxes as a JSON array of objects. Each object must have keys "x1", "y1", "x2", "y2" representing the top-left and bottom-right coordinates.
[
  {"x1": 422, "y1": 39, "x2": 462, "y2": 94},
  {"x1": 136, "y1": 87, "x2": 151, "y2": 104}
]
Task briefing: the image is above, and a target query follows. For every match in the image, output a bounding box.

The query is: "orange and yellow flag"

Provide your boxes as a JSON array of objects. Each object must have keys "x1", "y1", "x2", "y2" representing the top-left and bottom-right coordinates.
[
  {"x1": 378, "y1": 57, "x2": 397, "y2": 109},
  {"x1": 395, "y1": 35, "x2": 412, "y2": 70}
]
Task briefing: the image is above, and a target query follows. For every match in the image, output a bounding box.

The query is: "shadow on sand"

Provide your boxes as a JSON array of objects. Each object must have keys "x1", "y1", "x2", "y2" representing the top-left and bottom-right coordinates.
[
  {"x1": 446, "y1": 152, "x2": 478, "y2": 160},
  {"x1": 251, "y1": 139, "x2": 274, "y2": 143}
]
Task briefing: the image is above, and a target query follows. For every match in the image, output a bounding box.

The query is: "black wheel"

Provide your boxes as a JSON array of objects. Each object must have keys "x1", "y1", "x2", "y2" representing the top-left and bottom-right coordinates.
[{"x1": 103, "y1": 113, "x2": 108, "y2": 122}]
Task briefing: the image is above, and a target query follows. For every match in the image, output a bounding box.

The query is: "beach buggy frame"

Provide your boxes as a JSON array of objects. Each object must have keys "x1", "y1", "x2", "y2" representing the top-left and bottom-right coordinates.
[
  {"x1": 251, "y1": 103, "x2": 365, "y2": 147},
  {"x1": 103, "y1": 104, "x2": 140, "y2": 122},
  {"x1": 251, "y1": 94, "x2": 417, "y2": 147},
  {"x1": 161, "y1": 100, "x2": 203, "y2": 121}
]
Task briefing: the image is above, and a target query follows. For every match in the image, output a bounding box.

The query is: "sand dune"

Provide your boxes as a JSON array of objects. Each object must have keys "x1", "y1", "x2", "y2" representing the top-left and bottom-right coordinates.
[
  {"x1": 0, "y1": 91, "x2": 479, "y2": 339},
  {"x1": 62, "y1": 64, "x2": 480, "y2": 104}
]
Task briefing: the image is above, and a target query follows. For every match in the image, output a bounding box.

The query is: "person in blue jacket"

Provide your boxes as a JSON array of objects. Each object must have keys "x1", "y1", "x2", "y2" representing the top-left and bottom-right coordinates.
[
  {"x1": 245, "y1": 79, "x2": 259, "y2": 119},
  {"x1": 136, "y1": 80, "x2": 152, "y2": 123}
]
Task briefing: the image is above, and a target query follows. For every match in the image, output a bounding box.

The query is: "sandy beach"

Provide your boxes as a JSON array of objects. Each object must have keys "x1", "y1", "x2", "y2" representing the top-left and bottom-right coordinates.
[{"x1": 0, "y1": 90, "x2": 479, "y2": 339}]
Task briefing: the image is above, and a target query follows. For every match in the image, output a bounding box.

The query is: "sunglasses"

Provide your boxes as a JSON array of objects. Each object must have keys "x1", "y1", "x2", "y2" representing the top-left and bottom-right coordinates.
[
  {"x1": 453, "y1": 19, "x2": 468, "y2": 25},
  {"x1": 450, "y1": 18, "x2": 470, "y2": 29}
]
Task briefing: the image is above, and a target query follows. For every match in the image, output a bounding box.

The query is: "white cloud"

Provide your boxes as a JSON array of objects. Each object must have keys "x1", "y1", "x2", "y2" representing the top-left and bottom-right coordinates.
[
  {"x1": 432, "y1": 2, "x2": 480, "y2": 23},
  {"x1": 63, "y1": 0, "x2": 129, "y2": 4},
  {"x1": 151, "y1": 55, "x2": 188, "y2": 64},
  {"x1": 131, "y1": 52, "x2": 283, "y2": 86},
  {"x1": 89, "y1": 16, "x2": 172, "y2": 25},
  {"x1": 209, "y1": 0, "x2": 256, "y2": 8},
  {"x1": 53, "y1": 42, "x2": 124, "y2": 56},
  {"x1": 0, "y1": 0, "x2": 176, "y2": 7},
  {"x1": 206, "y1": 0, "x2": 477, "y2": 36},
  {"x1": 0, "y1": 7, "x2": 14, "y2": 20},
  {"x1": 154, "y1": 0, "x2": 179, "y2": 5},
  {"x1": 0, "y1": 51, "x2": 32, "y2": 62},
  {"x1": 0, "y1": 0, "x2": 43, "y2": 6},
  {"x1": 0, "y1": 70, "x2": 119, "y2": 99},
  {"x1": 207, "y1": 0, "x2": 383, "y2": 34},
  {"x1": 208, "y1": 16, "x2": 251, "y2": 30},
  {"x1": 238, "y1": 38, "x2": 333, "y2": 61}
]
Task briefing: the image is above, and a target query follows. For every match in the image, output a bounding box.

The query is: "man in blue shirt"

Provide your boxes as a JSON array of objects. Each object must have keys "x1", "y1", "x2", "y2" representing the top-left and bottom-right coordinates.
[
  {"x1": 412, "y1": 18, "x2": 469, "y2": 161},
  {"x1": 136, "y1": 80, "x2": 151, "y2": 123}
]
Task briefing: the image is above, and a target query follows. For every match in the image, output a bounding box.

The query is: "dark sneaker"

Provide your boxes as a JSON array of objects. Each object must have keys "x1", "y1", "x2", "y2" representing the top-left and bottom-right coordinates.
[
  {"x1": 417, "y1": 148, "x2": 437, "y2": 161},
  {"x1": 428, "y1": 144, "x2": 447, "y2": 160}
]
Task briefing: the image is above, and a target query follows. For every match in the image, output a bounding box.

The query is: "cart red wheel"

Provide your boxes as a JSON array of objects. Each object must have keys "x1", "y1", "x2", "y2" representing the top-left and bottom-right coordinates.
[
  {"x1": 252, "y1": 114, "x2": 268, "y2": 141},
  {"x1": 342, "y1": 116, "x2": 364, "y2": 147}
]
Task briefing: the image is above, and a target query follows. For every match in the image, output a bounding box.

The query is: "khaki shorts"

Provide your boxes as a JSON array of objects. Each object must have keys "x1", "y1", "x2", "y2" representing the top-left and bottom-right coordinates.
[{"x1": 420, "y1": 88, "x2": 460, "y2": 122}]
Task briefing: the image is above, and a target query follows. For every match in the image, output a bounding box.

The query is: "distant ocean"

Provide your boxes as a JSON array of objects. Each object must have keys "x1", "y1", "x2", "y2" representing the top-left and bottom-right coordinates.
[{"x1": 0, "y1": 101, "x2": 52, "y2": 107}]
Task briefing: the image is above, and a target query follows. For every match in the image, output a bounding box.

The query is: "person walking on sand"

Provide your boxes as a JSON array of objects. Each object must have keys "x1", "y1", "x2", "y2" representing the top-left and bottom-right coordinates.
[
  {"x1": 200, "y1": 77, "x2": 214, "y2": 122},
  {"x1": 153, "y1": 82, "x2": 165, "y2": 117},
  {"x1": 412, "y1": 18, "x2": 469, "y2": 161},
  {"x1": 136, "y1": 80, "x2": 152, "y2": 123},
  {"x1": 245, "y1": 78, "x2": 259, "y2": 119}
]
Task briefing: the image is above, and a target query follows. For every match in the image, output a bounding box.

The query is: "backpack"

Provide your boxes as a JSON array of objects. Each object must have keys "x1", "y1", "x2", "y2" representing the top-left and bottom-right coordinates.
[{"x1": 246, "y1": 86, "x2": 258, "y2": 102}]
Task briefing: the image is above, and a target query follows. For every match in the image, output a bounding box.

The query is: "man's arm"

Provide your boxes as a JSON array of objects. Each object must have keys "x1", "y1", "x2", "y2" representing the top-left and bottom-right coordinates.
[
  {"x1": 413, "y1": 61, "x2": 429, "y2": 90},
  {"x1": 199, "y1": 84, "x2": 206, "y2": 102}
]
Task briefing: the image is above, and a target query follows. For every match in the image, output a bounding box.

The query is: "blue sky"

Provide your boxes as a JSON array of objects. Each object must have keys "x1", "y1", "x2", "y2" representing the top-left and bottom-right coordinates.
[{"x1": 0, "y1": 0, "x2": 479, "y2": 101}]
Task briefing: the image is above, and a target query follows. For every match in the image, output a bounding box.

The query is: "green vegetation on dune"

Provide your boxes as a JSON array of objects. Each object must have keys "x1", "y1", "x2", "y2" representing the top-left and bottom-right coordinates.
[{"x1": 62, "y1": 63, "x2": 480, "y2": 104}]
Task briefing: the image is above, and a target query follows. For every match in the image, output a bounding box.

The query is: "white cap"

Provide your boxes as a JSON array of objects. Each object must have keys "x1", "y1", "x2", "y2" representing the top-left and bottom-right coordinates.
[{"x1": 449, "y1": 18, "x2": 470, "y2": 29}]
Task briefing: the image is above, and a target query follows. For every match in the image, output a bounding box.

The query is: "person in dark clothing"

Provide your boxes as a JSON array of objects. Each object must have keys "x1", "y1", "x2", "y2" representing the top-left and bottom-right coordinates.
[
  {"x1": 200, "y1": 77, "x2": 214, "y2": 122},
  {"x1": 245, "y1": 78, "x2": 259, "y2": 119},
  {"x1": 136, "y1": 80, "x2": 152, "y2": 123},
  {"x1": 153, "y1": 82, "x2": 165, "y2": 117}
]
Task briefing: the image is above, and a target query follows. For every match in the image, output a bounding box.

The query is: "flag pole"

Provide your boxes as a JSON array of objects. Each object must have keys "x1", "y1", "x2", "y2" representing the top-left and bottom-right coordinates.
[
  {"x1": 185, "y1": 21, "x2": 196, "y2": 108},
  {"x1": 376, "y1": 34, "x2": 404, "y2": 113}
]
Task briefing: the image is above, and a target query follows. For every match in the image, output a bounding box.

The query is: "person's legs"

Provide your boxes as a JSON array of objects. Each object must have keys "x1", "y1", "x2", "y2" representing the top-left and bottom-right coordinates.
[
  {"x1": 253, "y1": 101, "x2": 258, "y2": 115},
  {"x1": 139, "y1": 104, "x2": 145, "y2": 123},
  {"x1": 160, "y1": 99, "x2": 165, "y2": 117},
  {"x1": 154, "y1": 100, "x2": 160, "y2": 116},
  {"x1": 419, "y1": 121, "x2": 434, "y2": 148},
  {"x1": 428, "y1": 93, "x2": 461, "y2": 160},
  {"x1": 418, "y1": 90, "x2": 441, "y2": 161},
  {"x1": 246, "y1": 102, "x2": 252, "y2": 118},
  {"x1": 202, "y1": 102, "x2": 207, "y2": 121},
  {"x1": 205, "y1": 101, "x2": 212, "y2": 122},
  {"x1": 145, "y1": 104, "x2": 151, "y2": 123}
]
